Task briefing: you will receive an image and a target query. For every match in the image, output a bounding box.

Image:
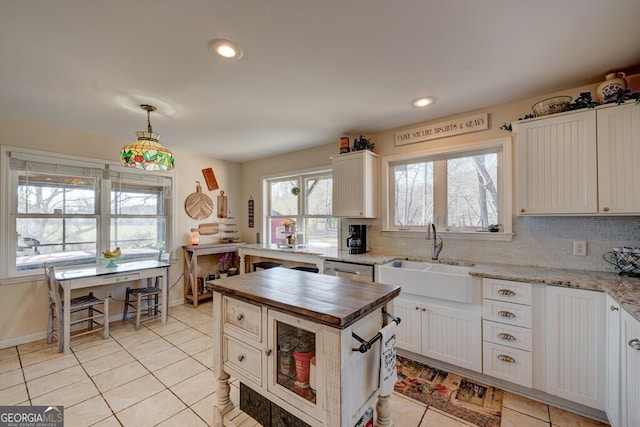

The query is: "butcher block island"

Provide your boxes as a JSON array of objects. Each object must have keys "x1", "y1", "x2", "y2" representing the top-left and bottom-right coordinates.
[{"x1": 210, "y1": 268, "x2": 401, "y2": 427}]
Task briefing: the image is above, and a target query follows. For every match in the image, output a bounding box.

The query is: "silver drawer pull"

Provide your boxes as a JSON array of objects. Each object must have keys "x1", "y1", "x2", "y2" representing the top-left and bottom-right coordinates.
[
  {"x1": 498, "y1": 333, "x2": 516, "y2": 342},
  {"x1": 238, "y1": 355, "x2": 245, "y2": 362},
  {"x1": 497, "y1": 354, "x2": 516, "y2": 363},
  {"x1": 236, "y1": 313, "x2": 244, "y2": 321},
  {"x1": 498, "y1": 310, "x2": 516, "y2": 318},
  {"x1": 630, "y1": 339, "x2": 640, "y2": 350},
  {"x1": 498, "y1": 289, "x2": 516, "y2": 296}
]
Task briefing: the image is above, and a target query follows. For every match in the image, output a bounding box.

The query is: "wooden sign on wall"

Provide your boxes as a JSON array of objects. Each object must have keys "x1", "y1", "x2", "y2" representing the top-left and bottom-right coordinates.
[{"x1": 395, "y1": 113, "x2": 489, "y2": 146}]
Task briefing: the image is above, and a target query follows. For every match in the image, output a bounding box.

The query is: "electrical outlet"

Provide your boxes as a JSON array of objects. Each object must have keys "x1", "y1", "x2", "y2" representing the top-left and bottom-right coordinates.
[
  {"x1": 107, "y1": 291, "x2": 113, "y2": 299},
  {"x1": 573, "y1": 240, "x2": 587, "y2": 256}
]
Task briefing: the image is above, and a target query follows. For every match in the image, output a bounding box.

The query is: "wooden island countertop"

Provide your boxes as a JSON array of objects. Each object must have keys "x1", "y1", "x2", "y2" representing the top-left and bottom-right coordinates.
[{"x1": 208, "y1": 267, "x2": 400, "y2": 329}]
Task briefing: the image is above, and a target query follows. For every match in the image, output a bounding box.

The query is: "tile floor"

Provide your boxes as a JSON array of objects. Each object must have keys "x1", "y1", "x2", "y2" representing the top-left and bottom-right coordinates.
[{"x1": 0, "y1": 301, "x2": 609, "y2": 426}]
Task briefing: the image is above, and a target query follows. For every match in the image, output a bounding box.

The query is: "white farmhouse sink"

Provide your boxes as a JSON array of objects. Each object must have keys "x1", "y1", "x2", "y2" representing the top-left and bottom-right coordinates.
[{"x1": 377, "y1": 260, "x2": 475, "y2": 303}]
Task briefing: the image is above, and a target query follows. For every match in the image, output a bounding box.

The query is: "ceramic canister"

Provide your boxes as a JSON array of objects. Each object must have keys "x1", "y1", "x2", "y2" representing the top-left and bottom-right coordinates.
[{"x1": 596, "y1": 72, "x2": 627, "y2": 103}]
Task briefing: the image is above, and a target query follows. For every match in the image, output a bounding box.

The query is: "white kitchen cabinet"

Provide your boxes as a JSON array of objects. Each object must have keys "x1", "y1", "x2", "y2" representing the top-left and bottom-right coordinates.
[
  {"x1": 621, "y1": 309, "x2": 640, "y2": 427},
  {"x1": 545, "y1": 286, "x2": 605, "y2": 410},
  {"x1": 597, "y1": 102, "x2": 640, "y2": 214},
  {"x1": 515, "y1": 109, "x2": 598, "y2": 215},
  {"x1": 605, "y1": 295, "x2": 621, "y2": 427},
  {"x1": 332, "y1": 150, "x2": 378, "y2": 218},
  {"x1": 392, "y1": 297, "x2": 482, "y2": 372}
]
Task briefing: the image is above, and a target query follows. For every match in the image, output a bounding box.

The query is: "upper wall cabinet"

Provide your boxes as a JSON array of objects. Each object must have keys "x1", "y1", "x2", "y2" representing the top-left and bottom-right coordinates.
[
  {"x1": 597, "y1": 103, "x2": 640, "y2": 214},
  {"x1": 515, "y1": 110, "x2": 598, "y2": 215},
  {"x1": 332, "y1": 150, "x2": 378, "y2": 218},
  {"x1": 515, "y1": 102, "x2": 640, "y2": 215}
]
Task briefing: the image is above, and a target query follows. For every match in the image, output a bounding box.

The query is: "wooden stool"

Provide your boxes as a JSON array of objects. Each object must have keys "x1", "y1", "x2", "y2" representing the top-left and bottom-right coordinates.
[{"x1": 252, "y1": 261, "x2": 282, "y2": 271}]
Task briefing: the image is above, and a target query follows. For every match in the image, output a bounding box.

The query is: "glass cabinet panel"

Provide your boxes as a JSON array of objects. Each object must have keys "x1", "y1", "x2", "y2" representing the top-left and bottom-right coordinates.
[{"x1": 276, "y1": 320, "x2": 316, "y2": 403}]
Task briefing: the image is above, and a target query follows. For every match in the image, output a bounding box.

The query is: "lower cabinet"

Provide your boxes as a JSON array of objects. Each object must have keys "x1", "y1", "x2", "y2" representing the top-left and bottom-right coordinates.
[
  {"x1": 605, "y1": 294, "x2": 621, "y2": 427},
  {"x1": 621, "y1": 308, "x2": 640, "y2": 427},
  {"x1": 393, "y1": 297, "x2": 482, "y2": 372},
  {"x1": 545, "y1": 286, "x2": 605, "y2": 410}
]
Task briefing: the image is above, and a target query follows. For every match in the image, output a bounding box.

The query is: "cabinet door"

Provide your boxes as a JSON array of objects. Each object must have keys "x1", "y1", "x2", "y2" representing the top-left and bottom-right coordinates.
[
  {"x1": 597, "y1": 103, "x2": 640, "y2": 214},
  {"x1": 605, "y1": 295, "x2": 621, "y2": 427},
  {"x1": 422, "y1": 306, "x2": 482, "y2": 373},
  {"x1": 391, "y1": 298, "x2": 422, "y2": 353},
  {"x1": 332, "y1": 151, "x2": 378, "y2": 218},
  {"x1": 622, "y1": 309, "x2": 640, "y2": 427},
  {"x1": 545, "y1": 287, "x2": 604, "y2": 409},
  {"x1": 516, "y1": 110, "x2": 597, "y2": 214}
]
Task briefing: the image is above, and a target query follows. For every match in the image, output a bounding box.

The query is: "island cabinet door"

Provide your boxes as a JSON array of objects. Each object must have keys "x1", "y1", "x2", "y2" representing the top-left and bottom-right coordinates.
[{"x1": 266, "y1": 309, "x2": 325, "y2": 425}]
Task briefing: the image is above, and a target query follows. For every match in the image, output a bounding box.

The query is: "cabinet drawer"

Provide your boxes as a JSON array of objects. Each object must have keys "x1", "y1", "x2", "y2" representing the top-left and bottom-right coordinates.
[
  {"x1": 483, "y1": 320, "x2": 532, "y2": 351},
  {"x1": 223, "y1": 296, "x2": 262, "y2": 342},
  {"x1": 483, "y1": 342, "x2": 532, "y2": 388},
  {"x1": 483, "y1": 300, "x2": 532, "y2": 328},
  {"x1": 223, "y1": 335, "x2": 262, "y2": 386},
  {"x1": 483, "y1": 278, "x2": 532, "y2": 305}
]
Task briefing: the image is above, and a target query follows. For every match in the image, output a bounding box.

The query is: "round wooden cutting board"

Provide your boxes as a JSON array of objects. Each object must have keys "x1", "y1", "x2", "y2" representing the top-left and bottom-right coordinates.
[{"x1": 185, "y1": 181, "x2": 213, "y2": 220}]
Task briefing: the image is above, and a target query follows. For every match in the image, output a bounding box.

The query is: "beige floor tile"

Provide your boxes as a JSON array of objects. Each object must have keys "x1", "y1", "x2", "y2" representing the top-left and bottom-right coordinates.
[
  {"x1": 73, "y1": 339, "x2": 122, "y2": 363},
  {"x1": 153, "y1": 356, "x2": 207, "y2": 387},
  {"x1": 171, "y1": 369, "x2": 217, "y2": 406},
  {"x1": 388, "y1": 393, "x2": 426, "y2": 427},
  {"x1": 64, "y1": 395, "x2": 113, "y2": 427},
  {"x1": 192, "y1": 347, "x2": 214, "y2": 368},
  {"x1": 0, "y1": 383, "x2": 29, "y2": 405},
  {"x1": 17, "y1": 338, "x2": 57, "y2": 356},
  {"x1": 174, "y1": 334, "x2": 213, "y2": 356},
  {"x1": 501, "y1": 407, "x2": 552, "y2": 427},
  {"x1": 157, "y1": 408, "x2": 209, "y2": 427},
  {"x1": 193, "y1": 321, "x2": 214, "y2": 336},
  {"x1": 103, "y1": 373, "x2": 165, "y2": 413},
  {"x1": 0, "y1": 356, "x2": 21, "y2": 375},
  {"x1": 31, "y1": 377, "x2": 99, "y2": 407},
  {"x1": 190, "y1": 393, "x2": 215, "y2": 426},
  {"x1": 108, "y1": 321, "x2": 139, "y2": 340},
  {"x1": 146, "y1": 318, "x2": 190, "y2": 337},
  {"x1": 92, "y1": 360, "x2": 149, "y2": 392},
  {"x1": 137, "y1": 345, "x2": 188, "y2": 370},
  {"x1": 0, "y1": 346, "x2": 18, "y2": 361},
  {"x1": 90, "y1": 415, "x2": 122, "y2": 427},
  {"x1": 116, "y1": 389, "x2": 186, "y2": 427},
  {"x1": 502, "y1": 392, "x2": 550, "y2": 422},
  {"x1": 81, "y1": 349, "x2": 135, "y2": 377},
  {"x1": 23, "y1": 353, "x2": 78, "y2": 381},
  {"x1": 420, "y1": 407, "x2": 476, "y2": 427},
  {"x1": 27, "y1": 364, "x2": 88, "y2": 398},
  {"x1": 0, "y1": 368, "x2": 25, "y2": 390},
  {"x1": 549, "y1": 406, "x2": 608, "y2": 427},
  {"x1": 164, "y1": 327, "x2": 207, "y2": 346},
  {"x1": 66, "y1": 332, "x2": 113, "y2": 352},
  {"x1": 19, "y1": 345, "x2": 67, "y2": 367},
  {"x1": 125, "y1": 337, "x2": 173, "y2": 359},
  {"x1": 114, "y1": 327, "x2": 159, "y2": 348}
]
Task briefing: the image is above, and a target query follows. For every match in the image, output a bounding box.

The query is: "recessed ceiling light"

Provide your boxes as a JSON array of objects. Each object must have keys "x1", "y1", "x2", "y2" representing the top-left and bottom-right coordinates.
[
  {"x1": 412, "y1": 97, "x2": 434, "y2": 108},
  {"x1": 208, "y1": 38, "x2": 243, "y2": 60}
]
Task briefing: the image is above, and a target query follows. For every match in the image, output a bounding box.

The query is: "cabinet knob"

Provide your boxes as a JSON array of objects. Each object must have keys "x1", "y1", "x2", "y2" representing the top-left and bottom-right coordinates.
[
  {"x1": 422, "y1": 308, "x2": 426, "y2": 311},
  {"x1": 236, "y1": 313, "x2": 244, "y2": 321},
  {"x1": 610, "y1": 305, "x2": 619, "y2": 311},
  {"x1": 498, "y1": 333, "x2": 516, "y2": 342},
  {"x1": 265, "y1": 349, "x2": 272, "y2": 356},
  {"x1": 498, "y1": 289, "x2": 516, "y2": 296},
  {"x1": 520, "y1": 208, "x2": 525, "y2": 213},
  {"x1": 498, "y1": 310, "x2": 516, "y2": 319},
  {"x1": 603, "y1": 207, "x2": 610, "y2": 212},
  {"x1": 497, "y1": 354, "x2": 516, "y2": 363},
  {"x1": 629, "y1": 339, "x2": 640, "y2": 350},
  {"x1": 237, "y1": 355, "x2": 245, "y2": 362},
  {"x1": 415, "y1": 307, "x2": 420, "y2": 310}
]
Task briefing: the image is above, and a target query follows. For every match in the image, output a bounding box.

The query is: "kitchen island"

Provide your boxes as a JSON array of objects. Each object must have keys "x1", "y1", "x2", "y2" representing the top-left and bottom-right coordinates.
[{"x1": 210, "y1": 268, "x2": 401, "y2": 427}]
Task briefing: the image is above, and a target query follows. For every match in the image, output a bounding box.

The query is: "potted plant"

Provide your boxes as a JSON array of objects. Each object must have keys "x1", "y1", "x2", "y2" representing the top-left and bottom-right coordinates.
[
  {"x1": 487, "y1": 224, "x2": 502, "y2": 232},
  {"x1": 283, "y1": 220, "x2": 293, "y2": 233},
  {"x1": 352, "y1": 135, "x2": 375, "y2": 152},
  {"x1": 217, "y1": 253, "x2": 232, "y2": 278}
]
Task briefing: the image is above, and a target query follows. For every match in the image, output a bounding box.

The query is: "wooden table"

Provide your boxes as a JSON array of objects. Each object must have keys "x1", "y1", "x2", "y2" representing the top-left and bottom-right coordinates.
[
  {"x1": 210, "y1": 268, "x2": 401, "y2": 426},
  {"x1": 55, "y1": 260, "x2": 169, "y2": 354}
]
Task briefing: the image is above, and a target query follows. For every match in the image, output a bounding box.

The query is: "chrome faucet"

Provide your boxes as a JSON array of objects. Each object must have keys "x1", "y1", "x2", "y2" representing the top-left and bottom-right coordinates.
[{"x1": 430, "y1": 223, "x2": 443, "y2": 260}]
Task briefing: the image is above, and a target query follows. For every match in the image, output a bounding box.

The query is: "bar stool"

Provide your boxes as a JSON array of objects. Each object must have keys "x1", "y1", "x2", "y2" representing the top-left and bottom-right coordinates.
[
  {"x1": 290, "y1": 266, "x2": 319, "y2": 273},
  {"x1": 252, "y1": 261, "x2": 282, "y2": 271},
  {"x1": 123, "y1": 251, "x2": 170, "y2": 330}
]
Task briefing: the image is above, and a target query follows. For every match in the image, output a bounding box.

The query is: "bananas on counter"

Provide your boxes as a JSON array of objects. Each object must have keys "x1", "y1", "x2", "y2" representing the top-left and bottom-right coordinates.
[{"x1": 102, "y1": 247, "x2": 121, "y2": 258}]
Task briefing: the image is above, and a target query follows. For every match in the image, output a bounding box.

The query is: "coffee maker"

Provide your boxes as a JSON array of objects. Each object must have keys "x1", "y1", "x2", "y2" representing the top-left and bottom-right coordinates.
[{"x1": 346, "y1": 225, "x2": 367, "y2": 254}]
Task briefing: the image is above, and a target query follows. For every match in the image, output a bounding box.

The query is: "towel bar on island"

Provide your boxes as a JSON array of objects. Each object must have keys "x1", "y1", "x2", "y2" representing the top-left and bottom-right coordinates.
[{"x1": 351, "y1": 309, "x2": 401, "y2": 353}]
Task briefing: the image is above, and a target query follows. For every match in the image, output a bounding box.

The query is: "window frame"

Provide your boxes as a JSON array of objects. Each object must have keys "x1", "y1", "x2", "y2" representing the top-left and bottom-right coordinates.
[
  {"x1": 0, "y1": 145, "x2": 175, "y2": 281},
  {"x1": 381, "y1": 137, "x2": 513, "y2": 241},
  {"x1": 263, "y1": 167, "x2": 338, "y2": 248}
]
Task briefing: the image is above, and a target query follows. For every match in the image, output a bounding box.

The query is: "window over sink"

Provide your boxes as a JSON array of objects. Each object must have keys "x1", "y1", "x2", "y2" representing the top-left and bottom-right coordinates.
[{"x1": 382, "y1": 137, "x2": 512, "y2": 240}]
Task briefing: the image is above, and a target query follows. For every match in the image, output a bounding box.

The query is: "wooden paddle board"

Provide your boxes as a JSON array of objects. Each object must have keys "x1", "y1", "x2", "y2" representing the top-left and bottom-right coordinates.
[{"x1": 190, "y1": 223, "x2": 220, "y2": 235}]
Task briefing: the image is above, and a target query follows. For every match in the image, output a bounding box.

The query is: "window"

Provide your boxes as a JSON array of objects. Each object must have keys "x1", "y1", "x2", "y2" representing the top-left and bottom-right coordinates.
[
  {"x1": 1, "y1": 147, "x2": 173, "y2": 277},
  {"x1": 384, "y1": 137, "x2": 512, "y2": 237},
  {"x1": 265, "y1": 170, "x2": 338, "y2": 248}
]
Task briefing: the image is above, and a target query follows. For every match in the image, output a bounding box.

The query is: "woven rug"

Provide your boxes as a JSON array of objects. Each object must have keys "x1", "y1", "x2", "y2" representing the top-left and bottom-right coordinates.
[{"x1": 394, "y1": 356, "x2": 503, "y2": 427}]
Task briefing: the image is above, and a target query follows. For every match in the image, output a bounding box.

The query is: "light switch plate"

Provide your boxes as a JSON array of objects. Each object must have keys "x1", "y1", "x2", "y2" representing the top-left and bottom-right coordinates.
[{"x1": 573, "y1": 240, "x2": 587, "y2": 256}]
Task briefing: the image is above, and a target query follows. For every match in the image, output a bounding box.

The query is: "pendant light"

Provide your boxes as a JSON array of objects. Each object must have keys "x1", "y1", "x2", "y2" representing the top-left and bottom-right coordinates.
[{"x1": 120, "y1": 104, "x2": 175, "y2": 171}]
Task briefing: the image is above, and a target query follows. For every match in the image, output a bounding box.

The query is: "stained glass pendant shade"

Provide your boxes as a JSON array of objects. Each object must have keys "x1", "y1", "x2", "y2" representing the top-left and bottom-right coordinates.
[{"x1": 120, "y1": 104, "x2": 175, "y2": 171}]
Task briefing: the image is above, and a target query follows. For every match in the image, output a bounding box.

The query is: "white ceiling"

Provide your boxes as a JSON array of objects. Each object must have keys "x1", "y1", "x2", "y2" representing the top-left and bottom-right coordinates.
[{"x1": 1, "y1": 1, "x2": 639, "y2": 162}]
